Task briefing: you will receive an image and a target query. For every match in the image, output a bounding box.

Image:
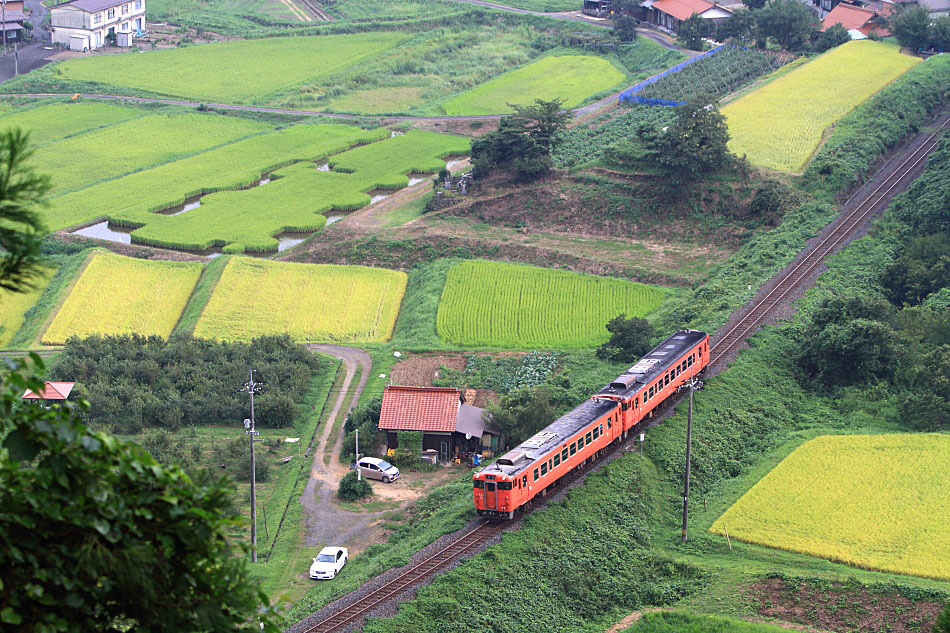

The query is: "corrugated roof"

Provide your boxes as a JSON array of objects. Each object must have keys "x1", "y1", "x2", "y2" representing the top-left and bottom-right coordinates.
[
  {"x1": 52, "y1": 0, "x2": 130, "y2": 13},
  {"x1": 23, "y1": 382, "x2": 75, "y2": 400},
  {"x1": 651, "y1": 0, "x2": 715, "y2": 21},
  {"x1": 0, "y1": 10, "x2": 26, "y2": 21},
  {"x1": 378, "y1": 385, "x2": 460, "y2": 433}
]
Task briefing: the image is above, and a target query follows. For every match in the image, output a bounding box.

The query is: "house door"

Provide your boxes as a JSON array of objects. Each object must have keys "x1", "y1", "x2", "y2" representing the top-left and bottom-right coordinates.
[
  {"x1": 439, "y1": 441, "x2": 449, "y2": 463},
  {"x1": 484, "y1": 482, "x2": 497, "y2": 510}
]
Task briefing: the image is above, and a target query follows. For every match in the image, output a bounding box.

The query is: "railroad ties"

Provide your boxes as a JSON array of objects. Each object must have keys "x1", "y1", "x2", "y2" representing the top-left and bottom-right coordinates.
[
  {"x1": 302, "y1": 522, "x2": 504, "y2": 633},
  {"x1": 709, "y1": 116, "x2": 950, "y2": 367}
]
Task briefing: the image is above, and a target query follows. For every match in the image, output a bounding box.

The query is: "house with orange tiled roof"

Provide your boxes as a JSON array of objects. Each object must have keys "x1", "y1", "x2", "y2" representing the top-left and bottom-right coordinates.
[
  {"x1": 641, "y1": 0, "x2": 733, "y2": 33},
  {"x1": 821, "y1": 2, "x2": 892, "y2": 36},
  {"x1": 378, "y1": 385, "x2": 500, "y2": 463}
]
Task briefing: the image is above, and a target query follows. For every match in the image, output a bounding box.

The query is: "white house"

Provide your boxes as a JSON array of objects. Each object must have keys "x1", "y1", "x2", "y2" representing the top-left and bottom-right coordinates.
[{"x1": 50, "y1": 0, "x2": 145, "y2": 51}]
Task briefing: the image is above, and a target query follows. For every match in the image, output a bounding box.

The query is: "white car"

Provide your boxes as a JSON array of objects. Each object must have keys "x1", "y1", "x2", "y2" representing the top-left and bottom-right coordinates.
[
  {"x1": 355, "y1": 457, "x2": 400, "y2": 483},
  {"x1": 310, "y1": 546, "x2": 348, "y2": 580}
]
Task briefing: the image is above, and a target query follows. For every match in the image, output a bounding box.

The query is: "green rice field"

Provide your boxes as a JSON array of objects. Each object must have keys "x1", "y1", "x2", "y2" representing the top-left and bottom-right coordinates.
[
  {"x1": 443, "y1": 55, "x2": 625, "y2": 115},
  {"x1": 49, "y1": 33, "x2": 404, "y2": 103},
  {"x1": 0, "y1": 268, "x2": 53, "y2": 347},
  {"x1": 0, "y1": 101, "x2": 141, "y2": 145},
  {"x1": 436, "y1": 261, "x2": 666, "y2": 348}
]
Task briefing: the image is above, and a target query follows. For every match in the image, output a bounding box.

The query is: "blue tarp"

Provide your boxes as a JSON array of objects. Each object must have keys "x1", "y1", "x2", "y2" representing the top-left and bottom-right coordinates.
[{"x1": 618, "y1": 44, "x2": 726, "y2": 106}]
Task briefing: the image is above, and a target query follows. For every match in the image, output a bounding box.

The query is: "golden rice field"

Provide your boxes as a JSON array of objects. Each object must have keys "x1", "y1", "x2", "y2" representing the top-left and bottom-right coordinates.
[
  {"x1": 193, "y1": 258, "x2": 407, "y2": 343},
  {"x1": 723, "y1": 41, "x2": 920, "y2": 172},
  {"x1": 0, "y1": 267, "x2": 52, "y2": 347},
  {"x1": 436, "y1": 260, "x2": 665, "y2": 348},
  {"x1": 42, "y1": 253, "x2": 203, "y2": 345},
  {"x1": 710, "y1": 434, "x2": 950, "y2": 580}
]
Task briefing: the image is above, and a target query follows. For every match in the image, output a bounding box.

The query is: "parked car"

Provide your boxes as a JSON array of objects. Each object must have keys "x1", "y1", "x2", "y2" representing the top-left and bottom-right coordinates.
[
  {"x1": 355, "y1": 457, "x2": 400, "y2": 483},
  {"x1": 310, "y1": 546, "x2": 348, "y2": 580}
]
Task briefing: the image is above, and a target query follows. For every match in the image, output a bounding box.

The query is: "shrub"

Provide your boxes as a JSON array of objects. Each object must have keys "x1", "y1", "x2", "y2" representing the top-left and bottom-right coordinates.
[{"x1": 337, "y1": 470, "x2": 373, "y2": 501}]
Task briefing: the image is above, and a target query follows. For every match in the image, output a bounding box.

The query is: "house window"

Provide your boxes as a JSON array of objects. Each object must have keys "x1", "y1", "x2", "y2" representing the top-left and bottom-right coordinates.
[
  {"x1": 95, "y1": 30, "x2": 102, "y2": 45},
  {"x1": 135, "y1": 0, "x2": 142, "y2": 8},
  {"x1": 93, "y1": 12, "x2": 101, "y2": 23},
  {"x1": 121, "y1": 22, "x2": 129, "y2": 30},
  {"x1": 107, "y1": 8, "x2": 115, "y2": 18}
]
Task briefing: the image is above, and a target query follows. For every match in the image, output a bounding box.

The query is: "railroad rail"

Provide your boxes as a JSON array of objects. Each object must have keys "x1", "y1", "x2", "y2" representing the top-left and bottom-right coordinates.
[
  {"x1": 708, "y1": 116, "x2": 950, "y2": 367},
  {"x1": 295, "y1": 0, "x2": 333, "y2": 21},
  {"x1": 299, "y1": 521, "x2": 504, "y2": 633}
]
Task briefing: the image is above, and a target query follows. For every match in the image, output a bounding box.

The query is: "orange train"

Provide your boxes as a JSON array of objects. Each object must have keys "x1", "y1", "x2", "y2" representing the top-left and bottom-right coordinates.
[{"x1": 473, "y1": 330, "x2": 709, "y2": 519}]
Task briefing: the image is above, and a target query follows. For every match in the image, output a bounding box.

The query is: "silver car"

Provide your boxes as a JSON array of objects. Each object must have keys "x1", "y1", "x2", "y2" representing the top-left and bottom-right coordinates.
[{"x1": 356, "y1": 457, "x2": 400, "y2": 483}]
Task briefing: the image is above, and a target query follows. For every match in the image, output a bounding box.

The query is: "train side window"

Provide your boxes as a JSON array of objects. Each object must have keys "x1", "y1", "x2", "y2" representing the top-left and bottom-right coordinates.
[
  {"x1": 621, "y1": 402, "x2": 628, "y2": 411},
  {"x1": 561, "y1": 448, "x2": 568, "y2": 461},
  {"x1": 600, "y1": 424, "x2": 604, "y2": 435},
  {"x1": 534, "y1": 468, "x2": 539, "y2": 481},
  {"x1": 554, "y1": 453, "x2": 561, "y2": 467},
  {"x1": 548, "y1": 459, "x2": 553, "y2": 472},
  {"x1": 681, "y1": 361, "x2": 686, "y2": 372},
  {"x1": 665, "y1": 374, "x2": 670, "y2": 386},
  {"x1": 570, "y1": 442, "x2": 577, "y2": 455},
  {"x1": 607, "y1": 417, "x2": 612, "y2": 429},
  {"x1": 635, "y1": 396, "x2": 639, "y2": 407},
  {"x1": 649, "y1": 386, "x2": 654, "y2": 398},
  {"x1": 578, "y1": 436, "x2": 584, "y2": 450},
  {"x1": 585, "y1": 431, "x2": 592, "y2": 444},
  {"x1": 523, "y1": 475, "x2": 527, "y2": 488},
  {"x1": 593, "y1": 426, "x2": 599, "y2": 440},
  {"x1": 541, "y1": 463, "x2": 548, "y2": 476},
  {"x1": 676, "y1": 366, "x2": 681, "y2": 377},
  {"x1": 688, "y1": 355, "x2": 693, "y2": 367},
  {"x1": 699, "y1": 347, "x2": 703, "y2": 357}
]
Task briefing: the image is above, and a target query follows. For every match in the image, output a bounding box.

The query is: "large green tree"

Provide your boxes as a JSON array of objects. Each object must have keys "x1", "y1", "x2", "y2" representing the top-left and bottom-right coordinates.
[
  {"x1": 678, "y1": 13, "x2": 714, "y2": 50},
  {"x1": 717, "y1": 7, "x2": 757, "y2": 42},
  {"x1": 0, "y1": 129, "x2": 50, "y2": 293},
  {"x1": 929, "y1": 15, "x2": 950, "y2": 50},
  {"x1": 596, "y1": 314, "x2": 655, "y2": 362},
  {"x1": 0, "y1": 359, "x2": 278, "y2": 632},
  {"x1": 891, "y1": 4, "x2": 932, "y2": 50},
  {"x1": 756, "y1": 0, "x2": 818, "y2": 50}
]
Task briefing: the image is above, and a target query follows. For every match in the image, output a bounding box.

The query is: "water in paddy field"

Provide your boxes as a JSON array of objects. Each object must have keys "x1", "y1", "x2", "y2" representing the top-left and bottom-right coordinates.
[
  {"x1": 72, "y1": 221, "x2": 134, "y2": 244},
  {"x1": 275, "y1": 233, "x2": 308, "y2": 251},
  {"x1": 408, "y1": 175, "x2": 428, "y2": 187},
  {"x1": 259, "y1": 177, "x2": 271, "y2": 185},
  {"x1": 162, "y1": 199, "x2": 201, "y2": 216},
  {"x1": 317, "y1": 161, "x2": 330, "y2": 172},
  {"x1": 390, "y1": 130, "x2": 405, "y2": 137},
  {"x1": 446, "y1": 159, "x2": 465, "y2": 171},
  {"x1": 370, "y1": 191, "x2": 390, "y2": 204},
  {"x1": 326, "y1": 215, "x2": 344, "y2": 225}
]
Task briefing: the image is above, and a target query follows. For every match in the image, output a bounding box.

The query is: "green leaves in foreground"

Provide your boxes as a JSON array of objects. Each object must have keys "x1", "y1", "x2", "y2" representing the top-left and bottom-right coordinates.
[{"x1": 0, "y1": 356, "x2": 277, "y2": 633}]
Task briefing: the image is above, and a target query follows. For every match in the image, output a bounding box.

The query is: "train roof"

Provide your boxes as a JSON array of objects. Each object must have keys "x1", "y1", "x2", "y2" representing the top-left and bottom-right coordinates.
[
  {"x1": 596, "y1": 329, "x2": 707, "y2": 399},
  {"x1": 477, "y1": 398, "x2": 618, "y2": 479}
]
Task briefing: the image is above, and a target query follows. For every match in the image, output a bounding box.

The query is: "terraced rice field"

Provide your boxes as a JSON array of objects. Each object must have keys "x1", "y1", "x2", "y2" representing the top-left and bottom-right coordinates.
[
  {"x1": 193, "y1": 258, "x2": 407, "y2": 343},
  {"x1": 442, "y1": 55, "x2": 625, "y2": 115},
  {"x1": 710, "y1": 434, "x2": 950, "y2": 580},
  {"x1": 42, "y1": 253, "x2": 203, "y2": 345},
  {"x1": 436, "y1": 261, "x2": 665, "y2": 348},
  {"x1": 0, "y1": 268, "x2": 53, "y2": 347},
  {"x1": 50, "y1": 33, "x2": 404, "y2": 103},
  {"x1": 722, "y1": 41, "x2": 920, "y2": 172},
  {"x1": 122, "y1": 129, "x2": 468, "y2": 253}
]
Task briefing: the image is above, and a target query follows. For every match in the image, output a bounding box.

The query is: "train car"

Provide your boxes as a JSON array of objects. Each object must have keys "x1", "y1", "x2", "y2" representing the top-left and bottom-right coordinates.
[{"x1": 473, "y1": 329, "x2": 708, "y2": 519}]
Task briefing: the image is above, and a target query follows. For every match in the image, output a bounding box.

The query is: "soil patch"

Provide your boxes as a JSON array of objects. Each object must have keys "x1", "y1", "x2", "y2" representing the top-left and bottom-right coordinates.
[
  {"x1": 749, "y1": 578, "x2": 946, "y2": 633},
  {"x1": 389, "y1": 353, "x2": 501, "y2": 408}
]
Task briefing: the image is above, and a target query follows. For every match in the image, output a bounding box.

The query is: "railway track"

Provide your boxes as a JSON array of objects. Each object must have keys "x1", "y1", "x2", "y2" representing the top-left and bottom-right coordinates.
[
  {"x1": 298, "y1": 521, "x2": 504, "y2": 633},
  {"x1": 709, "y1": 115, "x2": 950, "y2": 367},
  {"x1": 295, "y1": 0, "x2": 333, "y2": 21}
]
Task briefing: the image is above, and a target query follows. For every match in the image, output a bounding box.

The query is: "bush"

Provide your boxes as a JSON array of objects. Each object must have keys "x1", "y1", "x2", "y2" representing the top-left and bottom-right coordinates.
[{"x1": 337, "y1": 470, "x2": 373, "y2": 501}]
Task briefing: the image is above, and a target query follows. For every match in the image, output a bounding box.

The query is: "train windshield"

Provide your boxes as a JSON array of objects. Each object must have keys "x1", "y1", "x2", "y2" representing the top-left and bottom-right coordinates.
[{"x1": 473, "y1": 479, "x2": 484, "y2": 489}]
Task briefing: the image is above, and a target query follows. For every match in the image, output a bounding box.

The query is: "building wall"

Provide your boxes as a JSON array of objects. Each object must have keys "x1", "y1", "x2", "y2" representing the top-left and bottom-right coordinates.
[{"x1": 51, "y1": 0, "x2": 145, "y2": 50}]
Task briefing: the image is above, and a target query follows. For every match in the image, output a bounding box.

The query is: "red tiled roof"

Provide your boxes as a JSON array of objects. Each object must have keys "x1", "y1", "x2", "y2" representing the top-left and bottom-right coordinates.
[
  {"x1": 378, "y1": 385, "x2": 461, "y2": 433},
  {"x1": 821, "y1": 2, "x2": 889, "y2": 34},
  {"x1": 651, "y1": 0, "x2": 715, "y2": 21},
  {"x1": 23, "y1": 382, "x2": 75, "y2": 400}
]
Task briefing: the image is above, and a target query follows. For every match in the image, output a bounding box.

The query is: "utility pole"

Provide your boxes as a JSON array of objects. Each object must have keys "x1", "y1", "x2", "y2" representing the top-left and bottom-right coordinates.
[
  {"x1": 242, "y1": 369, "x2": 263, "y2": 562},
  {"x1": 2, "y1": 0, "x2": 7, "y2": 56},
  {"x1": 681, "y1": 374, "x2": 700, "y2": 543},
  {"x1": 355, "y1": 428, "x2": 360, "y2": 481},
  {"x1": 13, "y1": 41, "x2": 17, "y2": 77}
]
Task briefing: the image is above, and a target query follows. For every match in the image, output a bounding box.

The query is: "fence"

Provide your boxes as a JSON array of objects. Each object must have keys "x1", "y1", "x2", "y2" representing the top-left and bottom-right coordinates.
[{"x1": 618, "y1": 44, "x2": 726, "y2": 106}]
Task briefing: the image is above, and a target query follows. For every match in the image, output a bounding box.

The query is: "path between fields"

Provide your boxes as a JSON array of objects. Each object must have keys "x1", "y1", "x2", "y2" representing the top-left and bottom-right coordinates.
[
  {"x1": 605, "y1": 608, "x2": 835, "y2": 633},
  {"x1": 300, "y1": 344, "x2": 379, "y2": 549}
]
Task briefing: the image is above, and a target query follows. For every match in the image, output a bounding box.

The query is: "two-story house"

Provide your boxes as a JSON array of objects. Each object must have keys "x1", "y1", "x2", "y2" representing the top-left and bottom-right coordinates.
[{"x1": 50, "y1": 0, "x2": 145, "y2": 51}]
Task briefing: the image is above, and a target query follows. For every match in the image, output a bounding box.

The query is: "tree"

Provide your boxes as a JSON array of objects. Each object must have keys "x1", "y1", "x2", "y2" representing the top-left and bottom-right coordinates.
[
  {"x1": 678, "y1": 13, "x2": 713, "y2": 50},
  {"x1": 614, "y1": 15, "x2": 638, "y2": 42},
  {"x1": 596, "y1": 314, "x2": 655, "y2": 362},
  {"x1": 756, "y1": 0, "x2": 818, "y2": 50},
  {"x1": 337, "y1": 470, "x2": 373, "y2": 501},
  {"x1": 470, "y1": 99, "x2": 569, "y2": 182},
  {"x1": 0, "y1": 358, "x2": 277, "y2": 632},
  {"x1": 487, "y1": 387, "x2": 558, "y2": 447},
  {"x1": 929, "y1": 16, "x2": 950, "y2": 50},
  {"x1": 717, "y1": 8, "x2": 757, "y2": 42},
  {"x1": 0, "y1": 129, "x2": 50, "y2": 293},
  {"x1": 890, "y1": 5, "x2": 931, "y2": 51},
  {"x1": 508, "y1": 98, "x2": 571, "y2": 152},
  {"x1": 637, "y1": 93, "x2": 734, "y2": 182},
  {"x1": 883, "y1": 233, "x2": 950, "y2": 306},
  {"x1": 742, "y1": 0, "x2": 766, "y2": 10},
  {"x1": 812, "y1": 23, "x2": 851, "y2": 52}
]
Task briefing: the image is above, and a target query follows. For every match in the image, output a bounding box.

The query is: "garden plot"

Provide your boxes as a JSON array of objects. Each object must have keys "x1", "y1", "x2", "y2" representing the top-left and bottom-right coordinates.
[
  {"x1": 194, "y1": 258, "x2": 407, "y2": 343},
  {"x1": 442, "y1": 55, "x2": 625, "y2": 115},
  {"x1": 123, "y1": 129, "x2": 469, "y2": 253},
  {"x1": 436, "y1": 260, "x2": 665, "y2": 348},
  {"x1": 722, "y1": 40, "x2": 919, "y2": 172},
  {"x1": 711, "y1": 434, "x2": 950, "y2": 580},
  {"x1": 48, "y1": 33, "x2": 404, "y2": 103},
  {"x1": 42, "y1": 252, "x2": 203, "y2": 345},
  {"x1": 35, "y1": 112, "x2": 267, "y2": 196},
  {"x1": 0, "y1": 101, "x2": 143, "y2": 146},
  {"x1": 45, "y1": 123, "x2": 386, "y2": 231}
]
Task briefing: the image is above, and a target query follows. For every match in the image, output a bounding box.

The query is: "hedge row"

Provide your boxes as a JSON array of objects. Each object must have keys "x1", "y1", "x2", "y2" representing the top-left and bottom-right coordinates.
[{"x1": 804, "y1": 53, "x2": 950, "y2": 198}]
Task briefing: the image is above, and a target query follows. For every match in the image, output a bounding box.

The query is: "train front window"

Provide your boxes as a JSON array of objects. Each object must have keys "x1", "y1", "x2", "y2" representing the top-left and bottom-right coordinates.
[
  {"x1": 474, "y1": 479, "x2": 484, "y2": 489},
  {"x1": 498, "y1": 482, "x2": 512, "y2": 490}
]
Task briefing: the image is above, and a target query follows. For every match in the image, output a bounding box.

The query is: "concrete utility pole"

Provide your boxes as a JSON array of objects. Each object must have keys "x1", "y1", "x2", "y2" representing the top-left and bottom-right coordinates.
[
  {"x1": 681, "y1": 374, "x2": 701, "y2": 543},
  {"x1": 2, "y1": 0, "x2": 7, "y2": 56},
  {"x1": 242, "y1": 369, "x2": 263, "y2": 562},
  {"x1": 355, "y1": 428, "x2": 360, "y2": 481}
]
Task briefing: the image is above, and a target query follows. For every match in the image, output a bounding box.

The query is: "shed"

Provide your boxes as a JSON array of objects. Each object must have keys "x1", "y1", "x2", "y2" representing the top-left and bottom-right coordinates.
[
  {"x1": 23, "y1": 381, "x2": 75, "y2": 404},
  {"x1": 378, "y1": 385, "x2": 500, "y2": 463},
  {"x1": 69, "y1": 33, "x2": 89, "y2": 50}
]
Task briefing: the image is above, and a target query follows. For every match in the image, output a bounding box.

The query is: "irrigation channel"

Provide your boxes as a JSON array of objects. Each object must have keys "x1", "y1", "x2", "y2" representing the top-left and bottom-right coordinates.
[{"x1": 287, "y1": 112, "x2": 949, "y2": 633}]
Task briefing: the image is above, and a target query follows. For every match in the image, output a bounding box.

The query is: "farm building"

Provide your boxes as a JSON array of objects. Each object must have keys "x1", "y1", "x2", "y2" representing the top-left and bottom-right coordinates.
[
  {"x1": 821, "y1": 2, "x2": 891, "y2": 36},
  {"x1": 50, "y1": 0, "x2": 146, "y2": 51},
  {"x1": 640, "y1": 0, "x2": 733, "y2": 33},
  {"x1": 378, "y1": 385, "x2": 500, "y2": 463},
  {"x1": 0, "y1": 3, "x2": 26, "y2": 43},
  {"x1": 582, "y1": 0, "x2": 612, "y2": 17},
  {"x1": 22, "y1": 381, "x2": 75, "y2": 405}
]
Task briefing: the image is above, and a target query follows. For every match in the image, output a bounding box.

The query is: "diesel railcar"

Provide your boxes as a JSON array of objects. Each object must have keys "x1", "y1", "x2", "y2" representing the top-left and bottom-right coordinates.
[{"x1": 474, "y1": 329, "x2": 709, "y2": 518}]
